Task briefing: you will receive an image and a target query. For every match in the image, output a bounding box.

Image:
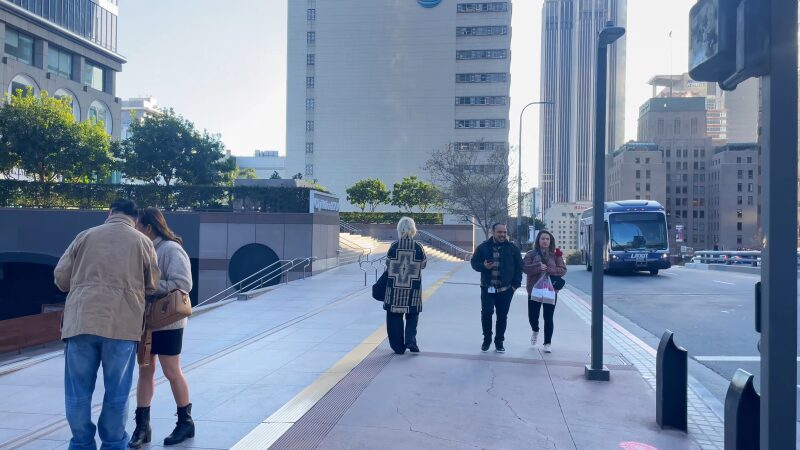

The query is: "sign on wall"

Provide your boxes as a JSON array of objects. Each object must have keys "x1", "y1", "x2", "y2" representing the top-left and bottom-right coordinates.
[{"x1": 309, "y1": 191, "x2": 340, "y2": 215}]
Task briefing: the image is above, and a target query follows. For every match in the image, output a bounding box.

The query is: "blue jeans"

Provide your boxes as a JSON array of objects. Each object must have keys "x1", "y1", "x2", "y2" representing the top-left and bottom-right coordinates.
[{"x1": 64, "y1": 334, "x2": 137, "y2": 450}]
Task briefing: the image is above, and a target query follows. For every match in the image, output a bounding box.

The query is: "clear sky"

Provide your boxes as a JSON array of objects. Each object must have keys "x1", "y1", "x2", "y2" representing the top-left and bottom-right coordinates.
[{"x1": 117, "y1": 0, "x2": 695, "y2": 187}]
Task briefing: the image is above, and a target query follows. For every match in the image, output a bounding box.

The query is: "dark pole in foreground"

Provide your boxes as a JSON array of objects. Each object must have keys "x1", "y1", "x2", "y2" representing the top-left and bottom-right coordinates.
[
  {"x1": 761, "y1": 0, "x2": 797, "y2": 445},
  {"x1": 585, "y1": 22, "x2": 624, "y2": 382}
]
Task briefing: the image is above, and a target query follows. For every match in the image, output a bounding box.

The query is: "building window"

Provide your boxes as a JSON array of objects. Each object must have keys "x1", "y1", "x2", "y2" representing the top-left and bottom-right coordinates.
[
  {"x1": 747, "y1": 156, "x2": 753, "y2": 163},
  {"x1": 307, "y1": 54, "x2": 315, "y2": 65},
  {"x1": 674, "y1": 119, "x2": 680, "y2": 135},
  {"x1": 455, "y1": 73, "x2": 508, "y2": 83},
  {"x1": 54, "y1": 88, "x2": 80, "y2": 120},
  {"x1": 456, "y1": 26, "x2": 508, "y2": 36},
  {"x1": 84, "y1": 61, "x2": 105, "y2": 91},
  {"x1": 8, "y1": 74, "x2": 37, "y2": 97},
  {"x1": 636, "y1": 170, "x2": 640, "y2": 179},
  {"x1": 48, "y1": 46, "x2": 73, "y2": 79},
  {"x1": 646, "y1": 170, "x2": 651, "y2": 178},
  {"x1": 737, "y1": 235, "x2": 743, "y2": 245},
  {"x1": 305, "y1": 164, "x2": 314, "y2": 176},
  {"x1": 737, "y1": 183, "x2": 742, "y2": 192},
  {"x1": 88, "y1": 100, "x2": 112, "y2": 134},
  {"x1": 635, "y1": 182, "x2": 641, "y2": 191},
  {"x1": 665, "y1": 149, "x2": 671, "y2": 158},
  {"x1": 737, "y1": 157, "x2": 742, "y2": 163},
  {"x1": 453, "y1": 142, "x2": 507, "y2": 152},
  {"x1": 305, "y1": 98, "x2": 315, "y2": 110},
  {"x1": 307, "y1": 9, "x2": 316, "y2": 20},
  {"x1": 307, "y1": 32, "x2": 316, "y2": 44},
  {"x1": 4, "y1": 28, "x2": 33, "y2": 65},
  {"x1": 646, "y1": 183, "x2": 651, "y2": 191},
  {"x1": 306, "y1": 121, "x2": 314, "y2": 132},
  {"x1": 748, "y1": 170, "x2": 753, "y2": 179},
  {"x1": 457, "y1": 2, "x2": 509, "y2": 13},
  {"x1": 646, "y1": 158, "x2": 650, "y2": 164},
  {"x1": 737, "y1": 209, "x2": 743, "y2": 218},
  {"x1": 456, "y1": 49, "x2": 507, "y2": 60},
  {"x1": 747, "y1": 196, "x2": 754, "y2": 205},
  {"x1": 455, "y1": 96, "x2": 507, "y2": 106},
  {"x1": 658, "y1": 119, "x2": 665, "y2": 136},
  {"x1": 305, "y1": 143, "x2": 314, "y2": 154},
  {"x1": 737, "y1": 170, "x2": 743, "y2": 179},
  {"x1": 455, "y1": 119, "x2": 506, "y2": 129},
  {"x1": 737, "y1": 196, "x2": 743, "y2": 205},
  {"x1": 747, "y1": 183, "x2": 753, "y2": 192},
  {"x1": 691, "y1": 118, "x2": 698, "y2": 135},
  {"x1": 306, "y1": 77, "x2": 315, "y2": 88}
]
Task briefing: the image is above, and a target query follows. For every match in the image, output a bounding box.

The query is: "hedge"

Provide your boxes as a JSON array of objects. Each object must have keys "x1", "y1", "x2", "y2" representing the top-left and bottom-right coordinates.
[
  {"x1": 340, "y1": 212, "x2": 443, "y2": 225},
  {"x1": 0, "y1": 180, "x2": 312, "y2": 213}
]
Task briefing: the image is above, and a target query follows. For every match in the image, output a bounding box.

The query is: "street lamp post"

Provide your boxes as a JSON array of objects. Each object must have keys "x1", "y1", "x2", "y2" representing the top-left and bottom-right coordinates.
[
  {"x1": 585, "y1": 21, "x2": 625, "y2": 382},
  {"x1": 517, "y1": 101, "x2": 553, "y2": 249}
]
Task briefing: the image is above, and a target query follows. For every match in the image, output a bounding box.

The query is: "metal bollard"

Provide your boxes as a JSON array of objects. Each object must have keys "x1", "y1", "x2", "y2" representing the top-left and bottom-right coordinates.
[
  {"x1": 724, "y1": 369, "x2": 759, "y2": 450},
  {"x1": 656, "y1": 330, "x2": 688, "y2": 431}
]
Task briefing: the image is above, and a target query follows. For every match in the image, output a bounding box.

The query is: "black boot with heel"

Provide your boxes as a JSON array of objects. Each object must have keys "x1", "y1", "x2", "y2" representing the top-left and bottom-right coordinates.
[
  {"x1": 164, "y1": 403, "x2": 195, "y2": 446},
  {"x1": 128, "y1": 406, "x2": 151, "y2": 449}
]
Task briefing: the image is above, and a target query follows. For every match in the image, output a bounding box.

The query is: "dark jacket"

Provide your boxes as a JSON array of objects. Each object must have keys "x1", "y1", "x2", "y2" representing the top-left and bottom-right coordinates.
[
  {"x1": 470, "y1": 238, "x2": 523, "y2": 290},
  {"x1": 384, "y1": 238, "x2": 427, "y2": 314}
]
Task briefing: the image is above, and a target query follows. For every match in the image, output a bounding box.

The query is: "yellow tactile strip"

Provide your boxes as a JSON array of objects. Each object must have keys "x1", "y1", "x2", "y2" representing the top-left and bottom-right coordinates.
[{"x1": 231, "y1": 266, "x2": 461, "y2": 450}]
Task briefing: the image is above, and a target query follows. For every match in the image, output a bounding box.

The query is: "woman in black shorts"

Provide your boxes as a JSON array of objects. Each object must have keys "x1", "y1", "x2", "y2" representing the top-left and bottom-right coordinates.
[{"x1": 129, "y1": 208, "x2": 194, "y2": 448}]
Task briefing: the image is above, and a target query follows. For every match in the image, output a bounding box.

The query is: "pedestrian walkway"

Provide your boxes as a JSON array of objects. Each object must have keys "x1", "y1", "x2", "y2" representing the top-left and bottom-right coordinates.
[{"x1": 0, "y1": 261, "x2": 706, "y2": 449}]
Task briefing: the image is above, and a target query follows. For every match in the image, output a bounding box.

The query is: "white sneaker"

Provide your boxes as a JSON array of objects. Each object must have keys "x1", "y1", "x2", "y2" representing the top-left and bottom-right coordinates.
[
  {"x1": 543, "y1": 344, "x2": 552, "y2": 353},
  {"x1": 531, "y1": 331, "x2": 539, "y2": 346}
]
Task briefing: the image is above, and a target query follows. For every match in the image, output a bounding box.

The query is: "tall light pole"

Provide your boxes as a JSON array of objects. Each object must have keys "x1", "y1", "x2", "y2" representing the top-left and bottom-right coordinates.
[
  {"x1": 585, "y1": 21, "x2": 624, "y2": 382},
  {"x1": 517, "y1": 101, "x2": 553, "y2": 248}
]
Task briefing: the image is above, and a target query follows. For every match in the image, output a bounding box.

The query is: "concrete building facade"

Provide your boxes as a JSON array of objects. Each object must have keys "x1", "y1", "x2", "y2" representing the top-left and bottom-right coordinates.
[
  {"x1": 286, "y1": 1, "x2": 511, "y2": 209},
  {"x1": 606, "y1": 141, "x2": 666, "y2": 207},
  {"x1": 707, "y1": 143, "x2": 760, "y2": 250},
  {"x1": 638, "y1": 97, "x2": 713, "y2": 250},
  {"x1": 543, "y1": 202, "x2": 591, "y2": 256},
  {"x1": 0, "y1": 0, "x2": 124, "y2": 139},
  {"x1": 120, "y1": 96, "x2": 159, "y2": 140},
  {"x1": 538, "y1": 0, "x2": 626, "y2": 210},
  {"x1": 234, "y1": 150, "x2": 287, "y2": 180}
]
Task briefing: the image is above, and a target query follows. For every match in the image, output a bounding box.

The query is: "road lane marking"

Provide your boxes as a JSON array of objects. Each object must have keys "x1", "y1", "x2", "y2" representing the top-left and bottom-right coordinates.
[
  {"x1": 695, "y1": 356, "x2": 800, "y2": 362},
  {"x1": 712, "y1": 280, "x2": 735, "y2": 285}
]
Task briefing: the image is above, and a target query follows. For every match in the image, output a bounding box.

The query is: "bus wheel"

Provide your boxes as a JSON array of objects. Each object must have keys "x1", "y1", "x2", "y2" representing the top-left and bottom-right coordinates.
[{"x1": 649, "y1": 269, "x2": 659, "y2": 275}]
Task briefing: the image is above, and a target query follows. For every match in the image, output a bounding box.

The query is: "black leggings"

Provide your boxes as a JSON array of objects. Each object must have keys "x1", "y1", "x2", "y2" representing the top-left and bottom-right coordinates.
[{"x1": 528, "y1": 299, "x2": 556, "y2": 345}]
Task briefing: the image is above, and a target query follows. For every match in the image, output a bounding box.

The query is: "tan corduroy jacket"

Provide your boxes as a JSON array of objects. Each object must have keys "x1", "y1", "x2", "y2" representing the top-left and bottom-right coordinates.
[{"x1": 54, "y1": 214, "x2": 160, "y2": 341}]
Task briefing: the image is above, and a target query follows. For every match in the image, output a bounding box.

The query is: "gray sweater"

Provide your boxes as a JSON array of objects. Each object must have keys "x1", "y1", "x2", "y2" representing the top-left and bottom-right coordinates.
[{"x1": 152, "y1": 237, "x2": 193, "y2": 331}]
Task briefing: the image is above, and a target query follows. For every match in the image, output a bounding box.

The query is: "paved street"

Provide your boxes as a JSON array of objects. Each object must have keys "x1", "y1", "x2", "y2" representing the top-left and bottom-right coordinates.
[{"x1": 564, "y1": 265, "x2": 800, "y2": 406}]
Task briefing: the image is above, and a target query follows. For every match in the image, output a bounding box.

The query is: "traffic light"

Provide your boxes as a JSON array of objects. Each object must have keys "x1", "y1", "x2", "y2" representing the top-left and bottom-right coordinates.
[{"x1": 689, "y1": 0, "x2": 769, "y2": 91}]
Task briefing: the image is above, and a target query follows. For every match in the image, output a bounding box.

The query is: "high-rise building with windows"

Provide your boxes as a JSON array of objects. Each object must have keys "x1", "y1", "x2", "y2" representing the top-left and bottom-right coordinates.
[
  {"x1": 0, "y1": 0, "x2": 125, "y2": 139},
  {"x1": 286, "y1": 1, "x2": 511, "y2": 208},
  {"x1": 538, "y1": 0, "x2": 627, "y2": 210}
]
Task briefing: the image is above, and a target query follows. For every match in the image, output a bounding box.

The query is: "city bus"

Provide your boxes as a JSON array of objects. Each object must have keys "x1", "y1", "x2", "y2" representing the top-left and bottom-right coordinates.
[{"x1": 579, "y1": 200, "x2": 671, "y2": 275}]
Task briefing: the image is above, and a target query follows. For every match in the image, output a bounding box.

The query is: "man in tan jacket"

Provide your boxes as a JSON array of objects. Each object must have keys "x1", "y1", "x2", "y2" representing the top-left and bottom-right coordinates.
[{"x1": 55, "y1": 199, "x2": 159, "y2": 450}]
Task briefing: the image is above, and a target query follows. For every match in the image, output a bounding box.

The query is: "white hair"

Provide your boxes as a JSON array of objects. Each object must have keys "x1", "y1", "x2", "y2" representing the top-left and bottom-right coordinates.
[{"x1": 397, "y1": 216, "x2": 417, "y2": 239}]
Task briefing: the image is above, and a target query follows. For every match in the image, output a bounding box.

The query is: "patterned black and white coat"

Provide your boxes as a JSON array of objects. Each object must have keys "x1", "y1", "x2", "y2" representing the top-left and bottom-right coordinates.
[{"x1": 383, "y1": 238, "x2": 428, "y2": 315}]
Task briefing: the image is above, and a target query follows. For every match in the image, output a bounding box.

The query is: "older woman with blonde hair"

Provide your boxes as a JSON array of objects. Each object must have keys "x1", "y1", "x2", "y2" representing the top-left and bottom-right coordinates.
[{"x1": 383, "y1": 217, "x2": 428, "y2": 354}]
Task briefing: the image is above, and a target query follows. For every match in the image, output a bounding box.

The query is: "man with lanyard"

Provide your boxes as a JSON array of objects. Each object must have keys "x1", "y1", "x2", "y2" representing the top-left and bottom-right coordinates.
[{"x1": 470, "y1": 223, "x2": 523, "y2": 352}]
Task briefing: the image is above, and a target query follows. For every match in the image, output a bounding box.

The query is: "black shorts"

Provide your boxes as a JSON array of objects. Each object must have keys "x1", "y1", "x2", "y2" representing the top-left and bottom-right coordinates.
[{"x1": 151, "y1": 329, "x2": 183, "y2": 356}]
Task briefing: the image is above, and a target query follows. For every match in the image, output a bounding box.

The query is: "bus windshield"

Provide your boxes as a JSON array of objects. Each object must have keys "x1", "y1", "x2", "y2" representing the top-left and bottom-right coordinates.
[{"x1": 608, "y1": 212, "x2": 667, "y2": 251}]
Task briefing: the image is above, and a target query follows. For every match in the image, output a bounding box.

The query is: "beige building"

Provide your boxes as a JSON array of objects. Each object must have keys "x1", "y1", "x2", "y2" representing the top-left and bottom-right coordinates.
[
  {"x1": 708, "y1": 143, "x2": 761, "y2": 250},
  {"x1": 543, "y1": 202, "x2": 591, "y2": 257},
  {"x1": 638, "y1": 97, "x2": 713, "y2": 250},
  {"x1": 606, "y1": 141, "x2": 667, "y2": 206}
]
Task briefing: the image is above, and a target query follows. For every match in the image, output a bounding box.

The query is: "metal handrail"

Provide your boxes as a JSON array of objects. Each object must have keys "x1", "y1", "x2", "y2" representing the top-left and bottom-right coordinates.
[
  {"x1": 358, "y1": 255, "x2": 387, "y2": 286},
  {"x1": 417, "y1": 229, "x2": 472, "y2": 260},
  {"x1": 340, "y1": 220, "x2": 362, "y2": 234},
  {"x1": 691, "y1": 251, "x2": 763, "y2": 266},
  {"x1": 339, "y1": 234, "x2": 374, "y2": 263},
  {"x1": 195, "y1": 257, "x2": 316, "y2": 309}
]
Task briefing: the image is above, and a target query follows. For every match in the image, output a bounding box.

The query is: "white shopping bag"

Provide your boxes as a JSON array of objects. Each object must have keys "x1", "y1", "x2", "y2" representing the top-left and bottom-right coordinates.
[{"x1": 531, "y1": 274, "x2": 556, "y2": 304}]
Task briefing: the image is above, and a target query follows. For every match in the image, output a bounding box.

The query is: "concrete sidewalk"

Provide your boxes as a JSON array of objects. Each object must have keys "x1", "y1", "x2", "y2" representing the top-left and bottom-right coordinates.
[
  {"x1": 235, "y1": 265, "x2": 704, "y2": 450},
  {"x1": 0, "y1": 262, "x2": 715, "y2": 449}
]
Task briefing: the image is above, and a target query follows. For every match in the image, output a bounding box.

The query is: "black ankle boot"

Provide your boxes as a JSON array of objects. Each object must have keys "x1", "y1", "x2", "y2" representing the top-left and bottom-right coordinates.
[
  {"x1": 164, "y1": 403, "x2": 195, "y2": 446},
  {"x1": 128, "y1": 407, "x2": 151, "y2": 449}
]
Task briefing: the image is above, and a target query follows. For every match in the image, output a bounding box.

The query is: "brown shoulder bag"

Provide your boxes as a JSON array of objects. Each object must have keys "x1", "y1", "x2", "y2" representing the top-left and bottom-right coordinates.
[{"x1": 147, "y1": 289, "x2": 192, "y2": 329}]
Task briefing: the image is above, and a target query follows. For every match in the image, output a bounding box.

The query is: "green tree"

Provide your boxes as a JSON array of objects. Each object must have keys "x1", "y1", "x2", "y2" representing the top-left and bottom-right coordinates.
[
  {"x1": 0, "y1": 89, "x2": 112, "y2": 182},
  {"x1": 117, "y1": 109, "x2": 234, "y2": 186},
  {"x1": 269, "y1": 171, "x2": 281, "y2": 179},
  {"x1": 292, "y1": 172, "x2": 303, "y2": 180},
  {"x1": 346, "y1": 178, "x2": 390, "y2": 212},
  {"x1": 236, "y1": 167, "x2": 258, "y2": 180},
  {"x1": 391, "y1": 176, "x2": 442, "y2": 212}
]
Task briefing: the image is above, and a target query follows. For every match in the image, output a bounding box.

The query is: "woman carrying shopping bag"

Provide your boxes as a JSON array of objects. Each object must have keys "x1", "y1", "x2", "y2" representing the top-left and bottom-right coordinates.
[{"x1": 523, "y1": 231, "x2": 567, "y2": 353}]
